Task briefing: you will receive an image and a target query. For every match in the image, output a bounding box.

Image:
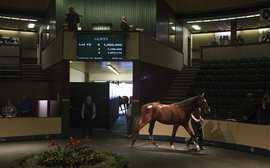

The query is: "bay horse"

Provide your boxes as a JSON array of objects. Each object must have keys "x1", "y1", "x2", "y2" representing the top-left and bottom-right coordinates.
[{"x1": 131, "y1": 93, "x2": 210, "y2": 151}]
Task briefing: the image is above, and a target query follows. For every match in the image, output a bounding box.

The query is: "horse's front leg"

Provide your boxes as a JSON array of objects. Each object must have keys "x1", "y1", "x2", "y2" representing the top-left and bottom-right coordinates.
[
  {"x1": 183, "y1": 125, "x2": 201, "y2": 151},
  {"x1": 170, "y1": 124, "x2": 180, "y2": 150}
]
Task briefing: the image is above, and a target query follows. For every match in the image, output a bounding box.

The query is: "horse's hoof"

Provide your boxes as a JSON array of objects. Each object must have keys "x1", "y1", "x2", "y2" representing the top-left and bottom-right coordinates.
[
  {"x1": 196, "y1": 145, "x2": 201, "y2": 151},
  {"x1": 154, "y1": 144, "x2": 160, "y2": 148},
  {"x1": 171, "y1": 145, "x2": 175, "y2": 150}
]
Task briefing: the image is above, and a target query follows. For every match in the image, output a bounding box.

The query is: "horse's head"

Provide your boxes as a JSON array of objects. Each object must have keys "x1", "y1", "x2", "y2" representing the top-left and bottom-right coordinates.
[{"x1": 197, "y1": 93, "x2": 211, "y2": 114}]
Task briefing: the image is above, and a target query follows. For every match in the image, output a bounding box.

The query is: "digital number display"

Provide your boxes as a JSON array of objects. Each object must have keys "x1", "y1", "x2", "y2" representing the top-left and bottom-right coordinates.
[{"x1": 77, "y1": 34, "x2": 125, "y2": 60}]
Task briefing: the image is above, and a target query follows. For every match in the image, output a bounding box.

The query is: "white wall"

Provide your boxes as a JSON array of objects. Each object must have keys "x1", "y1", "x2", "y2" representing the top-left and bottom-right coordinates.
[
  {"x1": 70, "y1": 68, "x2": 85, "y2": 82},
  {"x1": 183, "y1": 26, "x2": 191, "y2": 65},
  {"x1": 89, "y1": 72, "x2": 132, "y2": 82}
]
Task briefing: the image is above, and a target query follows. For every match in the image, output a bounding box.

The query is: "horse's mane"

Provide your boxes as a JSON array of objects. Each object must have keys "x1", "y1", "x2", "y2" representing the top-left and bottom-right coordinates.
[{"x1": 173, "y1": 95, "x2": 199, "y2": 107}]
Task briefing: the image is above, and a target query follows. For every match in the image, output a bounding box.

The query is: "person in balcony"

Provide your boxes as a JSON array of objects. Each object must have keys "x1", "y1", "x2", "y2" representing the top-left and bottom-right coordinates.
[
  {"x1": 2, "y1": 100, "x2": 17, "y2": 117},
  {"x1": 120, "y1": 16, "x2": 133, "y2": 31},
  {"x1": 65, "y1": 7, "x2": 80, "y2": 31}
]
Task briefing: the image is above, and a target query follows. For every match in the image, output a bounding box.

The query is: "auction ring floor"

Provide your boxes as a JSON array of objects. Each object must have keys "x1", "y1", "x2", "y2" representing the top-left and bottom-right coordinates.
[{"x1": 0, "y1": 133, "x2": 269, "y2": 168}]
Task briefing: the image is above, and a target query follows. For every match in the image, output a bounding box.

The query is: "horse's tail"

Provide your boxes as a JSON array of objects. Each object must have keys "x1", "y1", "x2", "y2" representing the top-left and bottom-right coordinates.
[{"x1": 131, "y1": 103, "x2": 154, "y2": 137}]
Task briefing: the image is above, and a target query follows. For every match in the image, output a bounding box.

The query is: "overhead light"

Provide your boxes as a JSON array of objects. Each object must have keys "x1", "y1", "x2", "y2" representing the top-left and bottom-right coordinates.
[
  {"x1": 236, "y1": 16, "x2": 246, "y2": 19},
  {"x1": 11, "y1": 17, "x2": 20, "y2": 20},
  {"x1": 227, "y1": 17, "x2": 236, "y2": 20},
  {"x1": 2, "y1": 16, "x2": 11, "y2": 19},
  {"x1": 245, "y1": 15, "x2": 255, "y2": 18},
  {"x1": 171, "y1": 26, "x2": 175, "y2": 30},
  {"x1": 203, "y1": 20, "x2": 211, "y2": 22},
  {"x1": 211, "y1": 19, "x2": 219, "y2": 22},
  {"x1": 107, "y1": 64, "x2": 120, "y2": 75},
  {"x1": 28, "y1": 19, "x2": 38, "y2": 22},
  {"x1": 186, "y1": 13, "x2": 260, "y2": 24},
  {"x1": 28, "y1": 23, "x2": 35, "y2": 28},
  {"x1": 49, "y1": 20, "x2": 56, "y2": 24},
  {"x1": 0, "y1": 15, "x2": 38, "y2": 22},
  {"x1": 192, "y1": 25, "x2": 201, "y2": 30},
  {"x1": 219, "y1": 18, "x2": 228, "y2": 21},
  {"x1": 20, "y1": 18, "x2": 29, "y2": 21}
]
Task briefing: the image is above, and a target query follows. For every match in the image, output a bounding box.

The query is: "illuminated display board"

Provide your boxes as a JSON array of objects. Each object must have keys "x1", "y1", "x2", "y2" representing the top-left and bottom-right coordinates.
[{"x1": 77, "y1": 34, "x2": 125, "y2": 60}]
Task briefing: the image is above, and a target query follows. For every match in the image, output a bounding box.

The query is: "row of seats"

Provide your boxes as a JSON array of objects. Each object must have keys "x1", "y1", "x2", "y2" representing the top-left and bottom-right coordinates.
[
  {"x1": 201, "y1": 57, "x2": 270, "y2": 64},
  {"x1": 192, "y1": 82, "x2": 270, "y2": 91},
  {"x1": 189, "y1": 57, "x2": 270, "y2": 120},
  {"x1": 195, "y1": 75, "x2": 270, "y2": 83},
  {"x1": 200, "y1": 57, "x2": 270, "y2": 70},
  {"x1": 198, "y1": 68, "x2": 270, "y2": 76}
]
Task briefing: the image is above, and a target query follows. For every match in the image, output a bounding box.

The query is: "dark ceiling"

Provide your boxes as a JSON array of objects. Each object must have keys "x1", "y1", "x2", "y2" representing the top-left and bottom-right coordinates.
[
  {"x1": 0, "y1": 0, "x2": 51, "y2": 17},
  {"x1": 1, "y1": 0, "x2": 270, "y2": 33},
  {"x1": 0, "y1": 0, "x2": 51, "y2": 31},
  {"x1": 164, "y1": 0, "x2": 270, "y2": 33}
]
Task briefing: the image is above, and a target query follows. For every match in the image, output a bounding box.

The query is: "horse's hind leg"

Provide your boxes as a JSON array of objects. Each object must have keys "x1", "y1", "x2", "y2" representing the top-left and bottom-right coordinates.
[
  {"x1": 148, "y1": 120, "x2": 158, "y2": 147},
  {"x1": 170, "y1": 124, "x2": 180, "y2": 150},
  {"x1": 131, "y1": 119, "x2": 148, "y2": 147}
]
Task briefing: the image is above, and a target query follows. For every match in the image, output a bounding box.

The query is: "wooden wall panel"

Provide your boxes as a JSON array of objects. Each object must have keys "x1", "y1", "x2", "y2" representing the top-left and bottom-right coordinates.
[
  {"x1": 0, "y1": 118, "x2": 34, "y2": 137},
  {"x1": 33, "y1": 118, "x2": 61, "y2": 135},
  {"x1": 56, "y1": 0, "x2": 156, "y2": 36},
  {"x1": 140, "y1": 33, "x2": 183, "y2": 71},
  {"x1": 202, "y1": 43, "x2": 270, "y2": 60},
  {"x1": 156, "y1": 0, "x2": 183, "y2": 52},
  {"x1": 42, "y1": 32, "x2": 63, "y2": 69},
  {"x1": 0, "y1": 81, "x2": 50, "y2": 105},
  {"x1": 0, "y1": 118, "x2": 62, "y2": 138},
  {"x1": 139, "y1": 120, "x2": 269, "y2": 150}
]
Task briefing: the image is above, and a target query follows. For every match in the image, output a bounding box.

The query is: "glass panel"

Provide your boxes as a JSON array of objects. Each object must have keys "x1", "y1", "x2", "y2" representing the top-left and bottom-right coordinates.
[{"x1": 169, "y1": 18, "x2": 176, "y2": 43}]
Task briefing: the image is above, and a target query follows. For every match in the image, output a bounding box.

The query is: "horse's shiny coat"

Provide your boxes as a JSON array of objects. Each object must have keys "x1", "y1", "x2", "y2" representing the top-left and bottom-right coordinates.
[{"x1": 132, "y1": 93, "x2": 210, "y2": 151}]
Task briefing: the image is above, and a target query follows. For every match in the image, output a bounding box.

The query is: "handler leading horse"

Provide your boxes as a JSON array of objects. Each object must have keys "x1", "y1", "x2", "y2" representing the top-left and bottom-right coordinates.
[{"x1": 131, "y1": 93, "x2": 210, "y2": 151}]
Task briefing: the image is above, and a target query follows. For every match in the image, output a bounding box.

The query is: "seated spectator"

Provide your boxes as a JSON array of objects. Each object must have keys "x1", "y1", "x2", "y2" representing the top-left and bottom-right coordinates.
[
  {"x1": 0, "y1": 34, "x2": 3, "y2": 44},
  {"x1": 211, "y1": 38, "x2": 218, "y2": 46},
  {"x1": 224, "y1": 35, "x2": 230, "y2": 45},
  {"x1": 258, "y1": 95, "x2": 270, "y2": 124},
  {"x1": 266, "y1": 32, "x2": 270, "y2": 42},
  {"x1": 240, "y1": 93, "x2": 258, "y2": 123},
  {"x1": 236, "y1": 35, "x2": 245, "y2": 44},
  {"x1": 2, "y1": 100, "x2": 17, "y2": 117},
  {"x1": 18, "y1": 96, "x2": 32, "y2": 117},
  {"x1": 262, "y1": 31, "x2": 269, "y2": 42}
]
